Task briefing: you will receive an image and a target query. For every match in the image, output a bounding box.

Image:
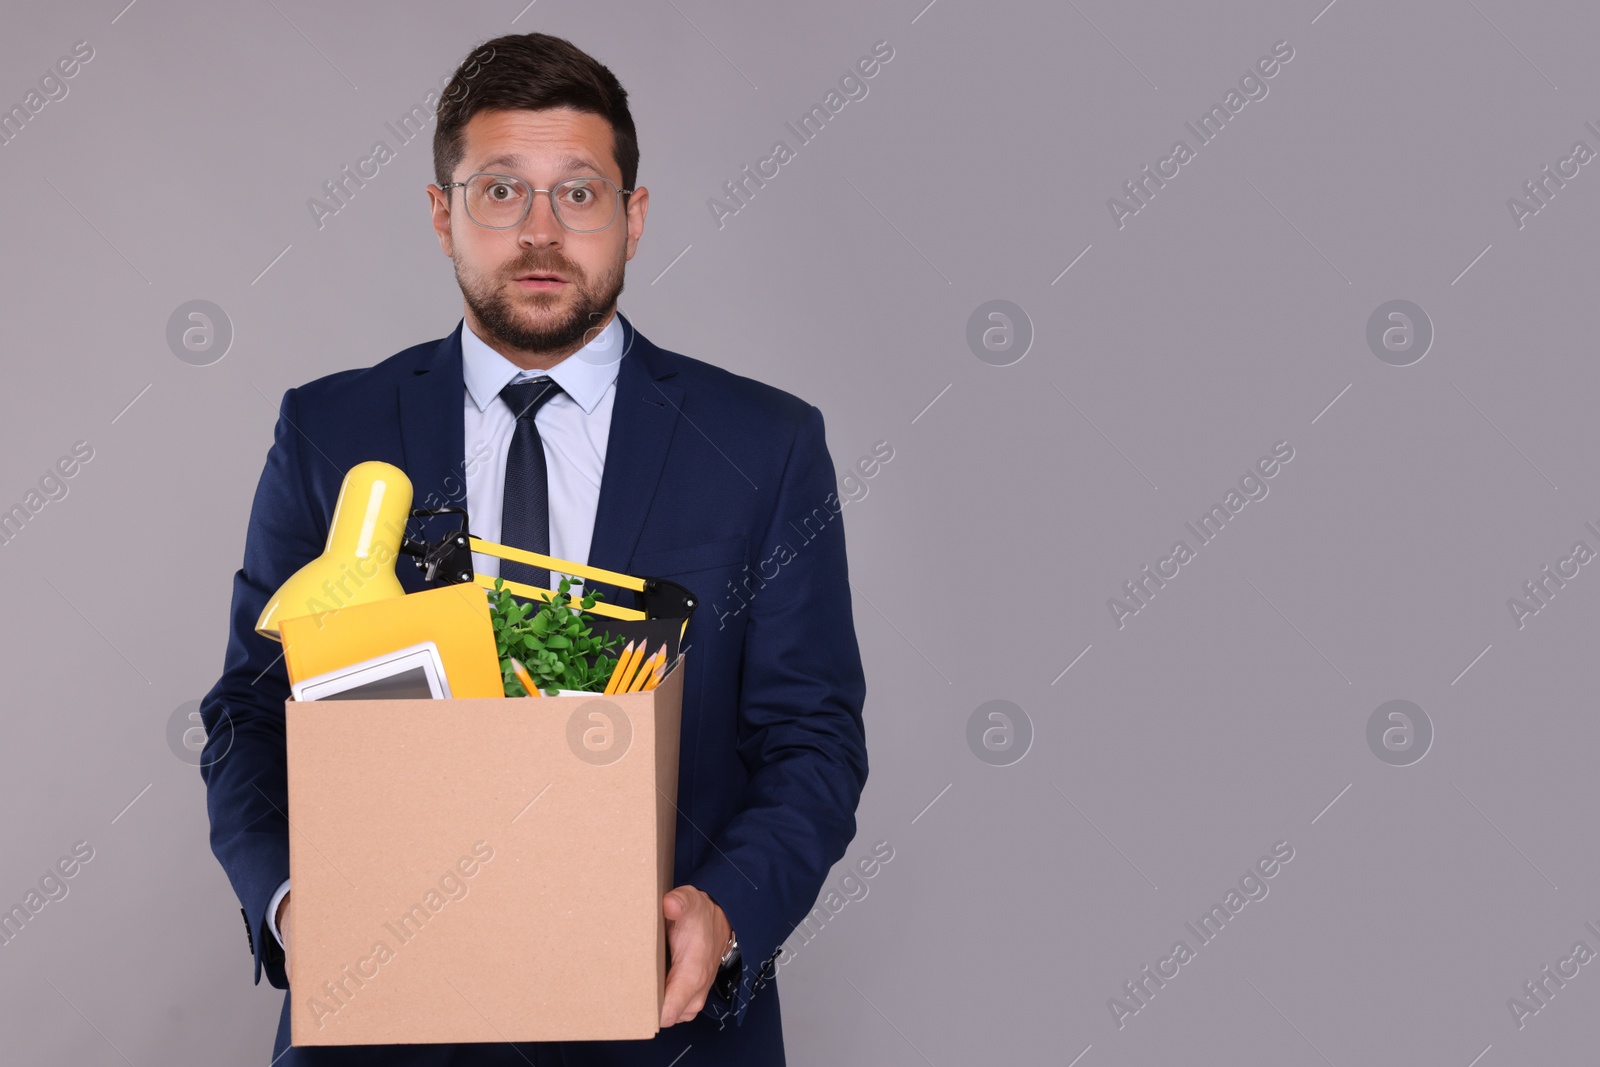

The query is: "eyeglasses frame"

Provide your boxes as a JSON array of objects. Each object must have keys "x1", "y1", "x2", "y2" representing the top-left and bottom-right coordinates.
[{"x1": 439, "y1": 172, "x2": 635, "y2": 233}]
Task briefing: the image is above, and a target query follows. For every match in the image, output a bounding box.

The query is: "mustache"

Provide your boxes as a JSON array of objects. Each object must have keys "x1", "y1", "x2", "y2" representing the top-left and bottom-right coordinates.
[{"x1": 505, "y1": 254, "x2": 582, "y2": 281}]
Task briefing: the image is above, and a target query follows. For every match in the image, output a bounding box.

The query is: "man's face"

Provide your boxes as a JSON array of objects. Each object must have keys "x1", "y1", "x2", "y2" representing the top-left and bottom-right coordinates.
[{"x1": 428, "y1": 107, "x2": 648, "y2": 360}]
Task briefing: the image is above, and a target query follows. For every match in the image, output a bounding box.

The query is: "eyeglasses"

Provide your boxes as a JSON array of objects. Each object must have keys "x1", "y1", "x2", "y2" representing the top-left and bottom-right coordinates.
[{"x1": 440, "y1": 173, "x2": 633, "y2": 233}]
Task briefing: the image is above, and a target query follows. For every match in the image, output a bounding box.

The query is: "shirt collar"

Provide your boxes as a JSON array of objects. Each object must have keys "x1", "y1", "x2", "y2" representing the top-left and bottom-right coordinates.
[{"x1": 460, "y1": 312, "x2": 624, "y2": 417}]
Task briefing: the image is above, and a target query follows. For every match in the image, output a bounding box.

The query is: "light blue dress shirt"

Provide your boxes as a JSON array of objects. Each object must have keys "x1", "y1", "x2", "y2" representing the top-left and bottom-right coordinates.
[
  {"x1": 265, "y1": 312, "x2": 625, "y2": 949},
  {"x1": 460, "y1": 311, "x2": 623, "y2": 592}
]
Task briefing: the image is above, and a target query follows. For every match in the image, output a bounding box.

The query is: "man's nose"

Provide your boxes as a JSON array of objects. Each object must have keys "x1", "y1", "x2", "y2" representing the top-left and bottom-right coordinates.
[{"x1": 516, "y1": 192, "x2": 563, "y2": 247}]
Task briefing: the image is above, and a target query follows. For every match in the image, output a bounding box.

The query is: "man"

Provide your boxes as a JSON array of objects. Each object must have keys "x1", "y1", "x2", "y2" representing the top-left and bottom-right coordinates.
[{"x1": 197, "y1": 32, "x2": 868, "y2": 1066}]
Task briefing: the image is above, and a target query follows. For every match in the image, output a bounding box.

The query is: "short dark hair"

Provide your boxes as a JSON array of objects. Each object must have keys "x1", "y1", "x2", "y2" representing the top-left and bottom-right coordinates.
[{"x1": 432, "y1": 33, "x2": 639, "y2": 193}]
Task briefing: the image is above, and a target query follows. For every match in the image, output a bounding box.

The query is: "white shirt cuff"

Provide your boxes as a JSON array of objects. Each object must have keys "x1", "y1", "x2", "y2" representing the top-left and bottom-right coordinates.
[{"x1": 266, "y1": 878, "x2": 292, "y2": 949}]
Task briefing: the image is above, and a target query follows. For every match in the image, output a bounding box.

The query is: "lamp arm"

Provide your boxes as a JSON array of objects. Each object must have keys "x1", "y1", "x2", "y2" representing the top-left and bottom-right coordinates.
[
  {"x1": 400, "y1": 506, "x2": 700, "y2": 622},
  {"x1": 400, "y1": 507, "x2": 476, "y2": 586}
]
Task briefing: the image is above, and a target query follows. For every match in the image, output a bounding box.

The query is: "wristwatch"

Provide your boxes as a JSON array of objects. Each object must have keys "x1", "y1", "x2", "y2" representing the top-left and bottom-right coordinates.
[{"x1": 714, "y1": 929, "x2": 740, "y2": 1001}]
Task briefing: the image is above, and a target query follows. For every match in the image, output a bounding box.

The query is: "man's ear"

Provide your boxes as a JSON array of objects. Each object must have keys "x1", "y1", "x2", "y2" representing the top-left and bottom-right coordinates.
[
  {"x1": 623, "y1": 186, "x2": 649, "y2": 263},
  {"x1": 427, "y1": 184, "x2": 455, "y2": 257}
]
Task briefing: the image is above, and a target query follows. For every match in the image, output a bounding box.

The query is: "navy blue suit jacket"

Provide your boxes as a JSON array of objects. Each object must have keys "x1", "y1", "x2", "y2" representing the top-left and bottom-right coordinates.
[{"x1": 198, "y1": 313, "x2": 869, "y2": 1065}]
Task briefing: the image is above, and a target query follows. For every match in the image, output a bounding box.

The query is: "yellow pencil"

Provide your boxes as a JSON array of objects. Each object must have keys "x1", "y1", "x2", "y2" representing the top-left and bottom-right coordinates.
[
  {"x1": 510, "y1": 658, "x2": 542, "y2": 698},
  {"x1": 603, "y1": 640, "x2": 638, "y2": 695},
  {"x1": 626, "y1": 647, "x2": 662, "y2": 693},
  {"x1": 615, "y1": 644, "x2": 653, "y2": 693},
  {"x1": 641, "y1": 652, "x2": 667, "y2": 691}
]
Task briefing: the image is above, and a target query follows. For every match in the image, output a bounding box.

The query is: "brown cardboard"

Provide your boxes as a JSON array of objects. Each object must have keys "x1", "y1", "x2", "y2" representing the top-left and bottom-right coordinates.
[{"x1": 284, "y1": 656, "x2": 684, "y2": 1046}]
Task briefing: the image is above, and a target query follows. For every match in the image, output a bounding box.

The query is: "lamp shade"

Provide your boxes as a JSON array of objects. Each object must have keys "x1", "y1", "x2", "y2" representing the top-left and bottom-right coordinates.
[{"x1": 255, "y1": 461, "x2": 414, "y2": 640}]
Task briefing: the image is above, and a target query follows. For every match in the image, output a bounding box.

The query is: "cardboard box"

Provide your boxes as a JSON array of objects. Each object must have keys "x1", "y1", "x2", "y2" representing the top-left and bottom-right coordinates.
[{"x1": 283, "y1": 656, "x2": 684, "y2": 1046}]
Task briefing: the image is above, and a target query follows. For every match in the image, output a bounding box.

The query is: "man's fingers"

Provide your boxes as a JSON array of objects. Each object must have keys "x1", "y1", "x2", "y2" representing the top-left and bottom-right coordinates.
[
  {"x1": 660, "y1": 940, "x2": 715, "y2": 1026},
  {"x1": 660, "y1": 961, "x2": 690, "y2": 1025},
  {"x1": 658, "y1": 885, "x2": 718, "y2": 1026},
  {"x1": 661, "y1": 984, "x2": 704, "y2": 1025}
]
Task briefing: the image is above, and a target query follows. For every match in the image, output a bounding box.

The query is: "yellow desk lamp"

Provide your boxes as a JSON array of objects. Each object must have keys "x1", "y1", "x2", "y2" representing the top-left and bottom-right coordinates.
[{"x1": 255, "y1": 461, "x2": 698, "y2": 640}]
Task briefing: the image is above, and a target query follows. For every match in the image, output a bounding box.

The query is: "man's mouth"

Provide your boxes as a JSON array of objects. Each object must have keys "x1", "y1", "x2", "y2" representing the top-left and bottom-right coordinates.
[{"x1": 514, "y1": 270, "x2": 569, "y2": 290}]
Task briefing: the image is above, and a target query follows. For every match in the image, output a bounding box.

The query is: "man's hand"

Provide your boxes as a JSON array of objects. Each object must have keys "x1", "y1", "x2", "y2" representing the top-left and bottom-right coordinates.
[
  {"x1": 276, "y1": 890, "x2": 292, "y2": 976},
  {"x1": 660, "y1": 885, "x2": 732, "y2": 1027}
]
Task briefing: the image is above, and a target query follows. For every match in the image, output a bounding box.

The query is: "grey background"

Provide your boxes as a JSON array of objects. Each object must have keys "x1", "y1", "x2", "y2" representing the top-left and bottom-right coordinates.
[{"x1": 1, "y1": 0, "x2": 1595, "y2": 1063}]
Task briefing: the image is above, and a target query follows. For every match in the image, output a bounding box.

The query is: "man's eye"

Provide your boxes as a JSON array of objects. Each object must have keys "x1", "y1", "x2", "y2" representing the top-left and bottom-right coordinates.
[{"x1": 489, "y1": 184, "x2": 517, "y2": 200}]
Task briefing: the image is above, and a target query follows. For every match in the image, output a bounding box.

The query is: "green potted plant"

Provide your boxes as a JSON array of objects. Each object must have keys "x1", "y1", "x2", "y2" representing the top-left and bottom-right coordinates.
[{"x1": 487, "y1": 575, "x2": 626, "y2": 697}]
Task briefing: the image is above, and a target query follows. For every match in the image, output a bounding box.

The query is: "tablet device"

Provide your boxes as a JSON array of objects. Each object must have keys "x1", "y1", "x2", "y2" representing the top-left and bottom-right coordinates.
[{"x1": 290, "y1": 640, "x2": 452, "y2": 701}]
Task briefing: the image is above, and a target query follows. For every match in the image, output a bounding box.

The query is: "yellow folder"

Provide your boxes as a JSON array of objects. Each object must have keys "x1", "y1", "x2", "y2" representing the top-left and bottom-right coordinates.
[{"x1": 279, "y1": 584, "x2": 504, "y2": 698}]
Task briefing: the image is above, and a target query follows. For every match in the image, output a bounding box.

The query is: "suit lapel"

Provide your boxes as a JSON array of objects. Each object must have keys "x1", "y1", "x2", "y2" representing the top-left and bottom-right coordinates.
[
  {"x1": 396, "y1": 322, "x2": 468, "y2": 594},
  {"x1": 586, "y1": 311, "x2": 682, "y2": 608}
]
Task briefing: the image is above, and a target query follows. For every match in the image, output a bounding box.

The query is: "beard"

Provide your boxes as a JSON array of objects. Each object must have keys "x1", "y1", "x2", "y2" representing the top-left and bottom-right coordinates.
[{"x1": 456, "y1": 247, "x2": 626, "y2": 356}]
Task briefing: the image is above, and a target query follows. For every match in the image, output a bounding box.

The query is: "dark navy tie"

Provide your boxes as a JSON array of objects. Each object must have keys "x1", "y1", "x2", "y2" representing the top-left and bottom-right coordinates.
[{"x1": 498, "y1": 376, "x2": 564, "y2": 593}]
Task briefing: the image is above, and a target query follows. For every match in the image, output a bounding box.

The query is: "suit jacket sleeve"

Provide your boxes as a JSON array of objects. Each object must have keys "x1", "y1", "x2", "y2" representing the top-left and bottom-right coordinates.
[
  {"x1": 198, "y1": 386, "x2": 324, "y2": 990},
  {"x1": 688, "y1": 402, "x2": 870, "y2": 1026}
]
